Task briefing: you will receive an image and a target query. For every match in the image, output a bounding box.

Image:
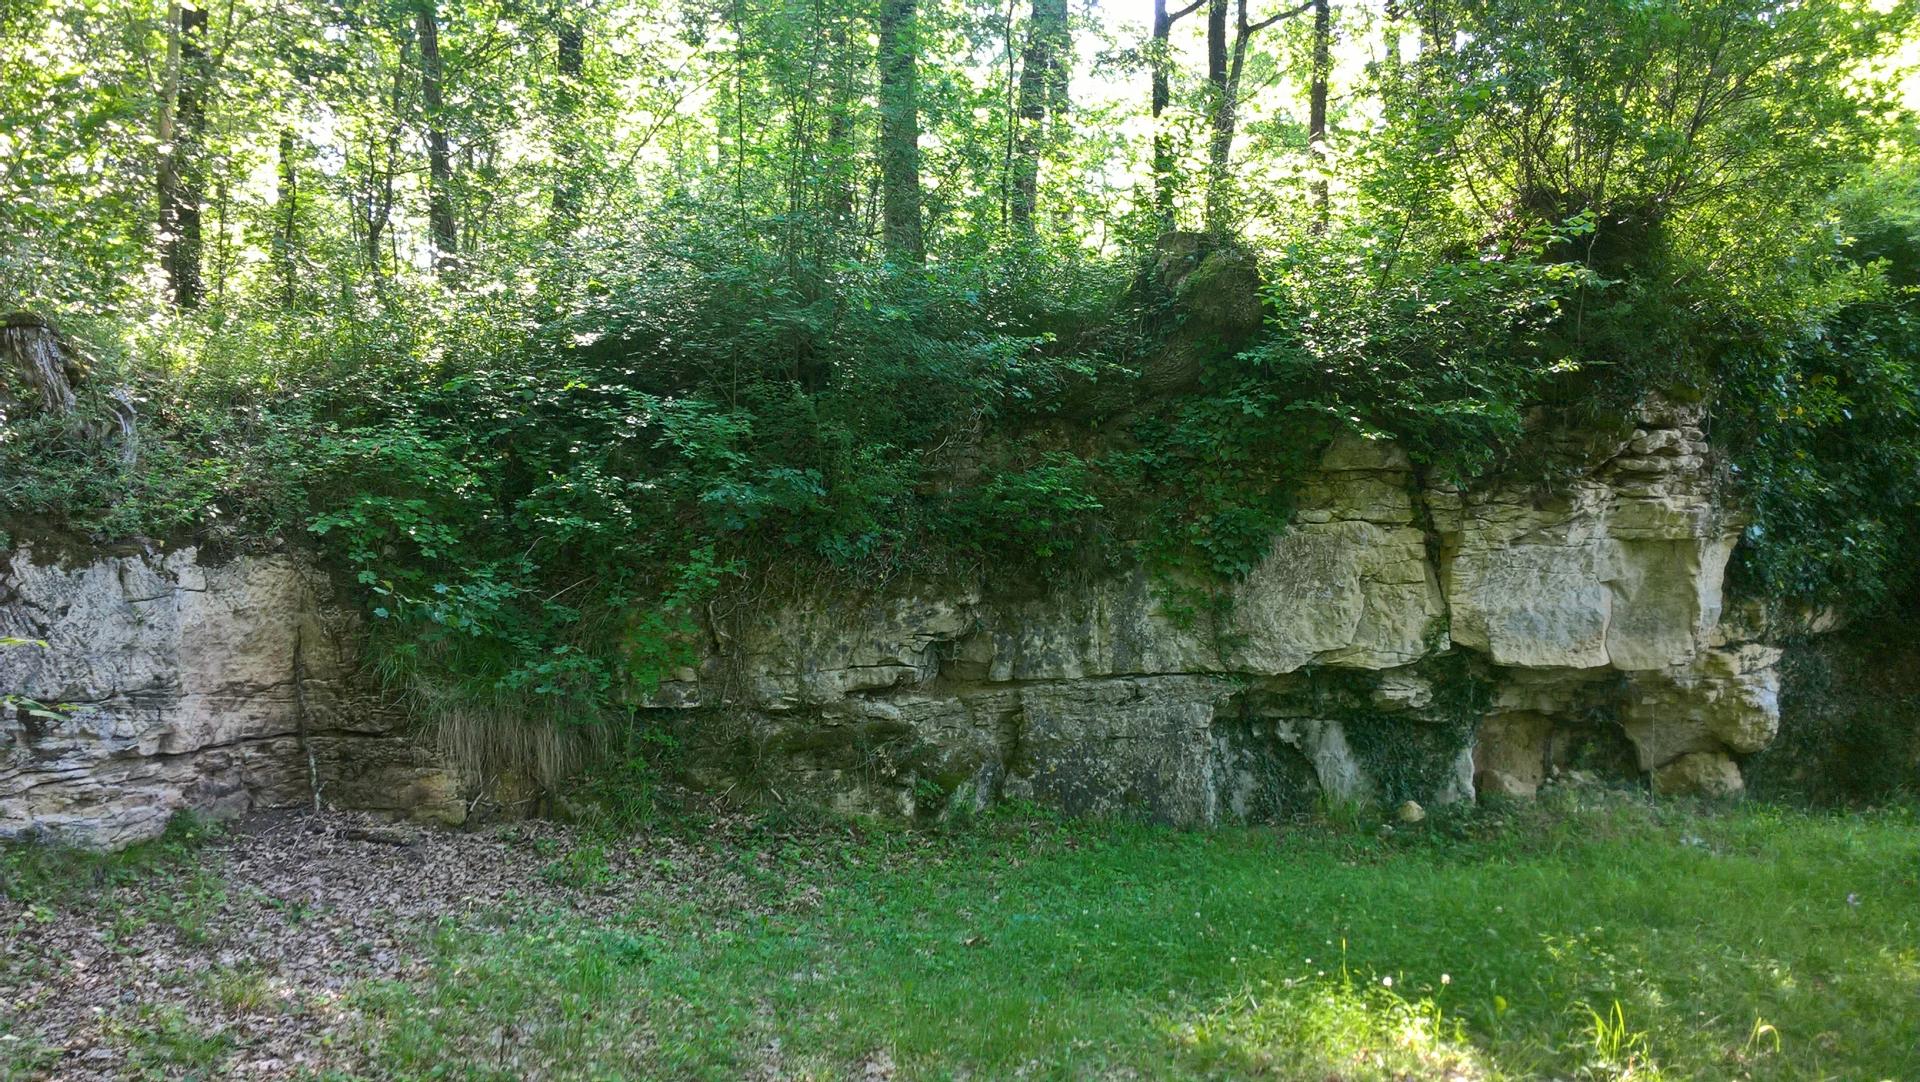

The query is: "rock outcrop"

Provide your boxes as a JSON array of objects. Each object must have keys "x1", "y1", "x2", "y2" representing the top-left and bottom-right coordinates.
[
  {"x1": 1, "y1": 546, "x2": 463, "y2": 848},
  {"x1": 3, "y1": 399, "x2": 1784, "y2": 846},
  {"x1": 653, "y1": 398, "x2": 1779, "y2": 822}
]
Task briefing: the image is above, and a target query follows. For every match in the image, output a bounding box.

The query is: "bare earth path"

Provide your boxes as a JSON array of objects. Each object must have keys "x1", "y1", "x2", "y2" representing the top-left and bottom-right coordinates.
[{"x1": 1, "y1": 811, "x2": 760, "y2": 1080}]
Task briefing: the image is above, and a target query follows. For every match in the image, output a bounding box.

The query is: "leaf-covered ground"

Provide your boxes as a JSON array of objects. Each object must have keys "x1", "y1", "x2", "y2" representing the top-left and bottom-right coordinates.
[{"x1": 2, "y1": 795, "x2": 1916, "y2": 1081}]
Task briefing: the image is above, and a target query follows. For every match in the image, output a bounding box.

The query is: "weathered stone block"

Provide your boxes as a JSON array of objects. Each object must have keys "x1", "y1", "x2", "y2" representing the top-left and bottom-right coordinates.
[{"x1": 1, "y1": 546, "x2": 464, "y2": 848}]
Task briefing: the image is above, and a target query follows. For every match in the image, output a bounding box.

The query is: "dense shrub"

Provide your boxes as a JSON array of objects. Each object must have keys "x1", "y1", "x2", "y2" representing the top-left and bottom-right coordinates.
[{"x1": 1748, "y1": 616, "x2": 1920, "y2": 804}]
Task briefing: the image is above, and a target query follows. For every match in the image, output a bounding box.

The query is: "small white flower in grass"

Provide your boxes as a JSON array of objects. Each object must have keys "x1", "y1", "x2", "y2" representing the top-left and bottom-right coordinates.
[
  {"x1": 1381, "y1": 976, "x2": 1393, "y2": 988},
  {"x1": 1441, "y1": 973, "x2": 1451, "y2": 985}
]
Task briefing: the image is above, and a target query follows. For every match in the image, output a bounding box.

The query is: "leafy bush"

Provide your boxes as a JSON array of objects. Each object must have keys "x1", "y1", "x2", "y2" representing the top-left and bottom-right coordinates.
[
  {"x1": 1748, "y1": 617, "x2": 1920, "y2": 805},
  {"x1": 1239, "y1": 224, "x2": 1601, "y2": 484},
  {"x1": 1711, "y1": 168, "x2": 1920, "y2": 613},
  {"x1": 954, "y1": 452, "x2": 1107, "y2": 565}
]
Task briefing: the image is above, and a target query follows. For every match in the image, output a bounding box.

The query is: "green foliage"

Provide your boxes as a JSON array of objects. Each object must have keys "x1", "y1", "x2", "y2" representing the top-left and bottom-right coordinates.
[
  {"x1": 1367, "y1": 0, "x2": 1910, "y2": 271},
  {"x1": 568, "y1": 726, "x2": 679, "y2": 832},
  {"x1": 953, "y1": 452, "x2": 1106, "y2": 565},
  {"x1": 2, "y1": 0, "x2": 1917, "y2": 801},
  {"x1": 1748, "y1": 618, "x2": 1920, "y2": 805},
  {"x1": 1714, "y1": 179, "x2": 1920, "y2": 611},
  {"x1": 133, "y1": 224, "x2": 1109, "y2": 741},
  {"x1": 1241, "y1": 225, "x2": 1601, "y2": 482},
  {"x1": 539, "y1": 843, "x2": 615, "y2": 891},
  {"x1": 1114, "y1": 386, "x2": 1321, "y2": 584},
  {"x1": 108, "y1": 1005, "x2": 237, "y2": 1075},
  {"x1": 1, "y1": 812, "x2": 216, "y2": 907},
  {"x1": 1183, "y1": 974, "x2": 1488, "y2": 1080},
  {"x1": 0, "y1": 393, "x2": 259, "y2": 541}
]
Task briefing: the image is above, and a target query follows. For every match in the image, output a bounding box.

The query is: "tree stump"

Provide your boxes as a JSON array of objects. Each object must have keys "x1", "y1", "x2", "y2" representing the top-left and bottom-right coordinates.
[{"x1": 1, "y1": 313, "x2": 83, "y2": 418}]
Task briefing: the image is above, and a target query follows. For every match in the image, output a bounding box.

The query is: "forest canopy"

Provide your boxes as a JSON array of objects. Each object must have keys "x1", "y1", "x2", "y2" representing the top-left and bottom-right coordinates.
[{"x1": 3, "y1": 0, "x2": 1918, "y2": 739}]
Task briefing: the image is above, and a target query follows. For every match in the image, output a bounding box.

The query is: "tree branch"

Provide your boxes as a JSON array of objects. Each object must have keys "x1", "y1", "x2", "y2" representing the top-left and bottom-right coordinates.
[{"x1": 1246, "y1": 0, "x2": 1314, "y2": 35}]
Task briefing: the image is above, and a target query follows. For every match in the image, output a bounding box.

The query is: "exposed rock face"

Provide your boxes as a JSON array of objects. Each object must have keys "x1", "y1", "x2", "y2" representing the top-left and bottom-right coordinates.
[
  {"x1": 4, "y1": 399, "x2": 1781, "y2": 846},
  {"x1": 1433, "y1": 400, "x2": 1733, "y2": 671},
  {"x1": 1, "y1": 546, "x2": 463, "y2": 848},
  {"x1": 658, "y1": 399, "x2": 1780, "y2": 821}
]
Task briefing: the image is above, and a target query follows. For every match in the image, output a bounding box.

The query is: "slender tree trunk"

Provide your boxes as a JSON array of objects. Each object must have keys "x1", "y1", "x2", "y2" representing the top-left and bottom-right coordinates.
[
  {"x1": 1416, "y1": 0, "x2": 1452, "y2": 59},
  {"x1": 1150, "y1": 0, "x2": 1204, "y2": 227},
  {"x1": 213, "y1": 173, "x2": 228, "y2": 300},
  {"x1": 175, "y1": 0, "x2": 208, "y2": 310},
  {"x1": 824, "y1": 20, "x2": 856, "y2": 233},
  {"x1": 876, "y1": 0, "x2": 923, "y2": 262},
  {"x1": 1151, "y1": 0, "x2": 1175, "y2": 224},
  {"x1": 158, "y1": 5, "x2": 179, "y2": 293},
  {"x1": 728, "y1": 0, "x2": 746, "y2": 217},
  {"x1": 160, "y1": 1, "x2": 208, "y2": 310},
  {"x1": 1203, "y1": 0, "x2": 1231, "y2": 234},
  {"x1": 1202, "y1": 0, "x2": 1311, "y2": 234},
  {"x1": 361, "y1": 58, "x2": 405, "y2": 279},
  {"x1": 999, "y1": 0, "x2": 1017, "y2": 226},
  {"x1": 416, "y1": 1, "x2": 456, "y2": 272},
  {"x1": 1308, "y1": 0, "x2": 1331, "y2": 231},
  {"x1": 274, "y1": 127, "x2": 297, "y2": 306},
  {"x1": 551, "y1": 12, "x2": 583, "y2": 230},
  {"x1": 1010, "y1": 0, "x2": 1067, "y2": 235},
  {"x1": 1381, "y1": 0, "x2": 1401, "y2": 81},
  {"x1": 359, "y1": 137, "x2": 381, "y2": 274}
]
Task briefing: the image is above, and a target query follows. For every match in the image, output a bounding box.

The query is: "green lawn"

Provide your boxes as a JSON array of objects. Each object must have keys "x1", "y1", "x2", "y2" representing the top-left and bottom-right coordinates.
[
  {"x1": 360, "y1": 797, "x2": 1918, "y2": 1081},
  {"x1": 5, "y1": 794, "x2": 1917, "y2": 1080}
]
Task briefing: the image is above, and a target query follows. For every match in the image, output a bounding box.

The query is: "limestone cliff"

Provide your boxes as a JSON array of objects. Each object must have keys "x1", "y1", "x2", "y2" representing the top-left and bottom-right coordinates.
[
  {"x1": 2, "y1": 399, "x2": 1784, "y2": 846},
  {"x1": 0, "y1": 546, "x2": 464, "y2": 847},
  {"x1": 652, "y1": 397, "x2": 1777, "y2": 820}
]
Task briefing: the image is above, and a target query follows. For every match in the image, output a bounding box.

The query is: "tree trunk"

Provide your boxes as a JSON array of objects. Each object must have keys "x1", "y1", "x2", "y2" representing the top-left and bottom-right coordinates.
[
  {"x1": 1150, "y1": 0, "x2": 1205, "y2": 226},
  {"x1": 824, "y1": 20, "x2": 857, "y2": 232},
  {"x1": 160, "y1": 2, "x2": 208, "y2": 310},
  {"x1": 1203, "y1": 0, "x2": 1231, "y2": 234},
  {"x1": 551, "y1": 12, "x2": 583, "y2": 230},
  {"x1": 1203, "y1": 0, "x2": 1312, "y2": 234},
  {"x1": 876, "y1": 0, "x2": 923, "y2": 262},
  {"x1": 158, "y1": 6, "x2": 178, "y2": 296},
  {"x1": 1151, "y1": 0, "x2": 1176, "y2": 224},
  {"x1": 1010, "y1": 0, "x2": 1067, "y2": 235},
  {"x1": 358, "y1": 57, "x2": 405, "y2": 280},
  {"x1": 416, "y1": 1, "x2": 456, "y2": 272},
  {"x1": 1308, "y1": 0, "x2": 1331, "y2": 231},
  {"x1": 1381, "y1": 0, "x2": 1401, "y2": 82},
  {"x1": 274, "y1": 128, "x2": 297, "y2": 305}
]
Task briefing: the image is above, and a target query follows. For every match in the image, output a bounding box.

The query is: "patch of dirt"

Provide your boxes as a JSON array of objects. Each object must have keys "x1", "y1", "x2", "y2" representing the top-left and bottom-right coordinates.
[{"x1": 0, "y1": 810, "x2": 767, "y2": 1080}]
